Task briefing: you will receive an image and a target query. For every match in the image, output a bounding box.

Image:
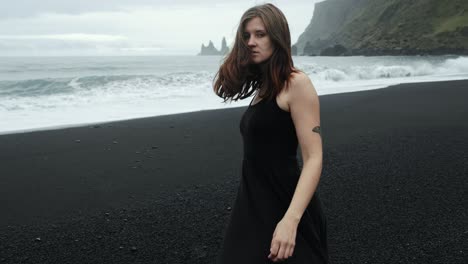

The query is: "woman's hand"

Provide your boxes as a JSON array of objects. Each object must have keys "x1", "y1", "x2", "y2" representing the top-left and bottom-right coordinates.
[{"x1": 267, "y1": 217, "x2": 299, "y2": 262}]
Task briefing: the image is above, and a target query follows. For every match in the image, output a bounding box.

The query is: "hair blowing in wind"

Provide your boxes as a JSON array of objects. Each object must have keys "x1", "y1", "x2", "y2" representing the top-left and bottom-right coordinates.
[{"x1": 213, "y1": 3, "x2": 299, "y2": 103}]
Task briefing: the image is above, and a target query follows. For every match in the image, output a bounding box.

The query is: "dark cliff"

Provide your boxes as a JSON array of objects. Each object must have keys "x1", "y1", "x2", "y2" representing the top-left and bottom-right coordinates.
[{"x1": 294, "y1": 0, "x2": 468, "y2": 56}]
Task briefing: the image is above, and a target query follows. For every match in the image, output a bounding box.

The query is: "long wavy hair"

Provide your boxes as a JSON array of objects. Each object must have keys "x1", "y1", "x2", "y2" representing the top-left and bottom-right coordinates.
[{"x1": 213, "y1": 3, "x2": 299, "y2": 103}]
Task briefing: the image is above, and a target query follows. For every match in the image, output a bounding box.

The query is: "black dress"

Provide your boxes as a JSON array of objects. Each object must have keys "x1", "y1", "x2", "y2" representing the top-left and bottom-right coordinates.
[{"x1": 217, "y1": 92, "x2": 329, "y2": 263}]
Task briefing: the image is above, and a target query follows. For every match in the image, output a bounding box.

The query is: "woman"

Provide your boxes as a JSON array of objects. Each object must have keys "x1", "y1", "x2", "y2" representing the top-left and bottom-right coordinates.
[{"x1": 213, "y1": 3, "x2": 329, "y2": 263}]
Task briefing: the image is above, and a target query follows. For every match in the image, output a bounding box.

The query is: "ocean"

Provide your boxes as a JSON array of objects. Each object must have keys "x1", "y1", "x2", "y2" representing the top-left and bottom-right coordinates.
[{"x1": 1, "y1": 55, "x2": 467, "y2": 135}]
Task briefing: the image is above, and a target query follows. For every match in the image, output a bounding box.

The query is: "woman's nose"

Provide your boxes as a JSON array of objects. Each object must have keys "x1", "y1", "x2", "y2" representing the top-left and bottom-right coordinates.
[{"x1": 248, "y1": 37, "x2": 255, "y2": 47}]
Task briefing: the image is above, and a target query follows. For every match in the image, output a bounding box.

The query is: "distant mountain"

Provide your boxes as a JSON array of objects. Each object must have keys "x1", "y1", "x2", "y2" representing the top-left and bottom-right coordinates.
[
  {"x1": 198, "y1": 37, "x2": 229, "y2": 56},
  {"x1": 294, "y1": 0, "x2": 468, "y2": 56}
]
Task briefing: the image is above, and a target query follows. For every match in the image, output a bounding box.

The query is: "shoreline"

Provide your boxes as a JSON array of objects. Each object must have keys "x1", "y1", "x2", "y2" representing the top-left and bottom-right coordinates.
[{"x1": 2, "y1": 77, "x2": 468, "y2": 137}]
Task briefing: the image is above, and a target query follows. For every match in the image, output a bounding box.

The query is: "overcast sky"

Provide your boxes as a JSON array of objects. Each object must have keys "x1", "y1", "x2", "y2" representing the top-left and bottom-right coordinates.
[{"x1": 0, "y1": 0, "x2": 323, "y2": 56}]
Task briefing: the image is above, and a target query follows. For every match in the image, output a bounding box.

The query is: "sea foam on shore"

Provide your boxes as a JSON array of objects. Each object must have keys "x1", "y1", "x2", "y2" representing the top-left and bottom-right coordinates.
[{"x1": 1, "y1": 55, "x2": 467, "y2": 135}]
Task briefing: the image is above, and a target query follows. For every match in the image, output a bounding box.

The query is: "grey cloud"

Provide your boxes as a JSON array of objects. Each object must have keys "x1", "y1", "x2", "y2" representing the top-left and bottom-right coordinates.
[
  {"x1": 0, "y1": 0, "x2": 231, "y2": 19},
  {"x1": 0, "y1": 0, "x2": 317, "y2": 19}
]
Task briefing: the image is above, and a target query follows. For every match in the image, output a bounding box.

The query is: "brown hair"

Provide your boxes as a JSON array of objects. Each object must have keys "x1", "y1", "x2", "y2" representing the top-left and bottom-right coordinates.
[{"x1": 213, "y1": 3, "x2": 299, "y2": 103}]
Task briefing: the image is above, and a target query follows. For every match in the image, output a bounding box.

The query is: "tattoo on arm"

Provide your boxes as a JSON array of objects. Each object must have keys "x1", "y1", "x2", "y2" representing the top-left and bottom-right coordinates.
[{"x1": 312, "y1": 126, "x2": 321, "y2": 136}]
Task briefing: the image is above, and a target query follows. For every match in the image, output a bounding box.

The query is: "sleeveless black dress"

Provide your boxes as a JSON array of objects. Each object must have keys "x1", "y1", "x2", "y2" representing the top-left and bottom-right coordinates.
[{"x1": 217, "y1": 92, "x2": 329, "y2": 264}]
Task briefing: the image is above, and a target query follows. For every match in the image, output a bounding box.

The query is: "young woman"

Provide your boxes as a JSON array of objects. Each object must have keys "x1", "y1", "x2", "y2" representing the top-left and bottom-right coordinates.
[{"x1": 213, "y1": 3, "x2": 329, "y2": 263}]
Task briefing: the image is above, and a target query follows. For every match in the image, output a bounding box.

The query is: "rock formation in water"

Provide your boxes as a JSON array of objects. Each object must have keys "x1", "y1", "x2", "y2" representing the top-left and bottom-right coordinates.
[
  {"x1": 220, "y1": 37, "x2": 229, "y2": 55},
  {"x1": 198, "y1": 37, "x2": 230, "y2": 56}
]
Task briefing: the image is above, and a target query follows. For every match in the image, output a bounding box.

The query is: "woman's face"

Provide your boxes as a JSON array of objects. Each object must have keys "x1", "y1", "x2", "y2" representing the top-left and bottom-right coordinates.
[{"x1": 243, "y1": 17, "x2": 274, "y2": 64}]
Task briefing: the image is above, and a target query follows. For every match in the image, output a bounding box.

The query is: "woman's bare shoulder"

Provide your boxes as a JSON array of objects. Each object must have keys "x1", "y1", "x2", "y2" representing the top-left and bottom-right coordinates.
[
  {"x1": 287, "y1": 71, "x2": 316, "y2": 99},
  {"x1": 289, "y1": 71, "x2": 311, "y2": 85}
]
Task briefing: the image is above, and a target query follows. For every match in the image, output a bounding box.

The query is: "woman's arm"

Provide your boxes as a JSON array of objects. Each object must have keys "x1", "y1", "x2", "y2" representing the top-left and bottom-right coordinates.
[
  {"x1": 284, "y1": 72, "x2": 323, "y2": 223},
  {"x1": 268, "y1": 72, "x2": 323, "y2": 262}
]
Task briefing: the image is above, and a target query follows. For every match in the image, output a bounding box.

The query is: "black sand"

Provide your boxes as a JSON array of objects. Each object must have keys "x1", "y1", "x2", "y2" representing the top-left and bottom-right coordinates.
[{"x1": 0, "y1": 80, "x2": 467, "y2": 263}]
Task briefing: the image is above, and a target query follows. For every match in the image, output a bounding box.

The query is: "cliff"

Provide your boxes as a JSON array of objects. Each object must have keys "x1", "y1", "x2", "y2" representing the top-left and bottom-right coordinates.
[{"x1": 294, "y1": 0, "x2": 468, "y2": 56}]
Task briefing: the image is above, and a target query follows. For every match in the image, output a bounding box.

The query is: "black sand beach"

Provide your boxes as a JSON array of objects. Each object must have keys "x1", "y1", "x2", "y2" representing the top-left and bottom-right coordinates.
[{"x1": 0, "y1": 79, "x2": 467, "y2": 263}]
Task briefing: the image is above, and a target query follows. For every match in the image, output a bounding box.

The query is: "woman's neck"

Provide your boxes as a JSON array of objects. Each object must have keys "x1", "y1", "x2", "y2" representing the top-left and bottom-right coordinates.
[{"x1": 258, "y1": 61, "x2": 268, "y2": 74}]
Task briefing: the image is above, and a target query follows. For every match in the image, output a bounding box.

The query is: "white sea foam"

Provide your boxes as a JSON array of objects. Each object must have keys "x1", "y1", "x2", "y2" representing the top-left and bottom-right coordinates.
[{"x1": 0, "y1": 55, "x2": 467, "y2": 135}]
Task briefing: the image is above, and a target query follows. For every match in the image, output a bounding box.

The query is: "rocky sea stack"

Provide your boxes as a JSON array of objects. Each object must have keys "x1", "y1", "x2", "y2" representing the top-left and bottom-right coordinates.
[{"x1": 198, "y1": 37, "x2": 229, "y2": 56}]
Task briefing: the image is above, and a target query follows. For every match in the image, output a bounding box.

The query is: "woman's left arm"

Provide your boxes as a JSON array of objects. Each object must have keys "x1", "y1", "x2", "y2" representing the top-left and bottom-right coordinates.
[
  {"x1": 284, "y1": 73, "x2": 323, "y2": 223},
  {"x1": 268, "y1": 72, "x2": 322, "y2": 262}
]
